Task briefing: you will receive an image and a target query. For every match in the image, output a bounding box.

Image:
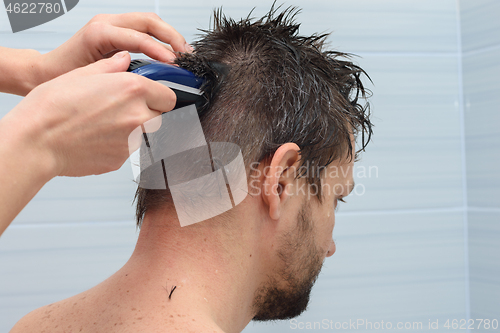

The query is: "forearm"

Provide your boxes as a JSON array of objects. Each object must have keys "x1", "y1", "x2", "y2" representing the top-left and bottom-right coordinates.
[
  {"x1": 0, "y1": 46, "x2": 44, "y2": 96},
  {"x1": 0, "y1": 114, "x2": 56, "y2": 236}
]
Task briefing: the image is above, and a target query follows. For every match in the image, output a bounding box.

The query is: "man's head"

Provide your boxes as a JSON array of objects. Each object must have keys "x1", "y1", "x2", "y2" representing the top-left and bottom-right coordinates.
[{"x1": 134, "y1": 5, "x2": 371, "y2": 321}]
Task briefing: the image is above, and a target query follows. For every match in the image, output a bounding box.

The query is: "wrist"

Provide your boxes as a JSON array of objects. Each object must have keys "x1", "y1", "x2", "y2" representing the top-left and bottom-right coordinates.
[
  {"x1": 0, "y1": 47, "x2": 44, "y2": 96},
  {"x1": 0, "y1": 112, "x2": 59, "y2": 183},
  {"x1": 0, "y1": 112, "x2": 58, "y2": 234},
  {"x1": 24, "y1": 50, "x2": 47, "y2": 93},
  {"x1": 12, "y1": 49, "x2": 45, "y2": 95},
  {"x1": 14, "y1": 49, "x2": 43, "y2": 95}
]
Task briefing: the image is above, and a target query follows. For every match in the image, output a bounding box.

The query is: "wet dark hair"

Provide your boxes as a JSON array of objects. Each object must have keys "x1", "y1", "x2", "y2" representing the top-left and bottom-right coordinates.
[{"x1": 134, "y1": 5, "x2": 373, "y2": 227}]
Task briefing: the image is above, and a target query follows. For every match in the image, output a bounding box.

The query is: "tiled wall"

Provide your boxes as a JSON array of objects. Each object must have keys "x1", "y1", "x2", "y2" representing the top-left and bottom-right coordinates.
[
  {"x1": 0, "y1": 1, "x2": 497, "y2": 332},
  {"x1": 461, "y1": 0, "x2": 500, "y2": 328}
]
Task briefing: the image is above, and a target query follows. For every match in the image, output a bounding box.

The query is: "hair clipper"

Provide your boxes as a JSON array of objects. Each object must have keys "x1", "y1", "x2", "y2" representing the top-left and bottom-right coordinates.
[{"x1": 127, "y1": 59, "x2": 204, "y2": 110}]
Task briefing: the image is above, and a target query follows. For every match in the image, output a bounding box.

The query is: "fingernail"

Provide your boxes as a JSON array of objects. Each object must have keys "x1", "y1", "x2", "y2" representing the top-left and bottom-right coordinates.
[
  {"x1": 184, "y1": 43, "x2": 194, "y2": 53},
  {"x1": 112, "y1": 51, "x2": 128, "y2": 59}
]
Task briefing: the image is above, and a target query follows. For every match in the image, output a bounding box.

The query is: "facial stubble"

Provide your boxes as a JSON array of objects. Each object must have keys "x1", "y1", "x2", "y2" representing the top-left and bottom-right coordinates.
[{"x1": 252, "y1": 203, "x2": 325, "y2": 321}]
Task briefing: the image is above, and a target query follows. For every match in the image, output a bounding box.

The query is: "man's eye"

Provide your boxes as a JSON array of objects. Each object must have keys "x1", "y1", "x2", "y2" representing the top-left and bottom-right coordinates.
[{"x1": 335, "y1": 197, "x2": 346, "y2": 212}]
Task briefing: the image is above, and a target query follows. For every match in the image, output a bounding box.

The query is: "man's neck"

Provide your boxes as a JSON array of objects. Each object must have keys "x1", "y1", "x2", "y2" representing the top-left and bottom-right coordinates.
[{"x1": 113, "y1": 210, "x2": 263, "y2": 333}]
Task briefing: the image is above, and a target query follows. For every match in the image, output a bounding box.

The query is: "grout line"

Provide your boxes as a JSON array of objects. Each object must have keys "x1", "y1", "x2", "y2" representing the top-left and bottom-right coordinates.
[
  {"x1": 463, "y1": 43, "x2": 500, "y2": 57},
  {"x1": 337, "y1": 206, "x2": 465, "y2": 217},
  {"x1": 10, "y1": 221, "x2": 134, "y2": 229},
  {"x1": 455, "y1": 0, "x2": 471, "y2": 328},
  {"x1": 9, "y1": 206, "x2": 499, "y2": 229},
  {"x1": 352, "y1": 51, "x2": 457, "y2": 58},
  {"x1": 468, "y1": 206, "x2": 500, "y2": 213}
]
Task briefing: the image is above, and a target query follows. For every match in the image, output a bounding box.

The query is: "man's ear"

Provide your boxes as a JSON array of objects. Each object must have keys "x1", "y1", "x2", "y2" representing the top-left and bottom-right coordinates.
[{"x1": 262, "y1": 143, "x2": 301, "y2": 220}]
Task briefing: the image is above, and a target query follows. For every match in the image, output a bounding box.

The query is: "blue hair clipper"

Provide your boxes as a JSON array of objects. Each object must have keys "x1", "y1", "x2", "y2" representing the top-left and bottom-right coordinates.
[{"x1": 127, "y1": 59, "x2": 204, "y2": 109}]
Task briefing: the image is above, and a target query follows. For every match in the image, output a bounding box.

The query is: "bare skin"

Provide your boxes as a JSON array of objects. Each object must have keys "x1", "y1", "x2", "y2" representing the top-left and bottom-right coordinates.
[
  {"x1": 10, "y1": 143, "x2": 355, "y2": 333},
  {"x1": 0, "y1": 13, "x2": 190, "y2": 236}
]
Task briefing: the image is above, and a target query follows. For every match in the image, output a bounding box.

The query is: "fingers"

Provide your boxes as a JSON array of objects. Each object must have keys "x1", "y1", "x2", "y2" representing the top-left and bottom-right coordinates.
[
  {"x1": 103, "y1": 42, "x2": 175, "y2": 59},
  {"x1": 36, "y1": 13, "x2": 190, "y2": 86},
  {"x1": 64, "y1": 56, "x2": 176, "y2": 115},
  {"x1": 65, "y1": 51, "x2": 131, "y2": 77},
  {"x1": 107, "y1": 12, "x2": 190, "y2": 54},
  {"x1": 88, "y1": 24, "x2": 178, "y2": 63},
  {"x1": 162, "y1": 43, "x2": 175, "y2": 53},
  {"x1": 138, "y1": 76, "x2": 177, "y2": 114},
  {"x1": 126, "y1": 78, "x2": 174, "y2": 155},
  {"x1": 85, "y1": 13, "x2": 191, "y2": 63}
]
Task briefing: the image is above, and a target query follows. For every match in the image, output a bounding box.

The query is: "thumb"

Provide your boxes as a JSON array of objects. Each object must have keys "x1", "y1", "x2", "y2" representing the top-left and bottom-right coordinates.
[{"x1": 70, "y1": 51, "x2": 131, "y2": 77}]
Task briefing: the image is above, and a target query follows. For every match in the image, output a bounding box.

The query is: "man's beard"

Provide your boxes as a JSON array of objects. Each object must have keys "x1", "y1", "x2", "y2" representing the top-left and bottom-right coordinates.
[{"x1": 252, "y1": 203, "x2": 325, "y2": 321}]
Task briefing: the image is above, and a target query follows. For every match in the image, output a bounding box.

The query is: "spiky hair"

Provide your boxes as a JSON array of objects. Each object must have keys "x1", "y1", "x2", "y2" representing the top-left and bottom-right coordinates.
[{"x1": 134, "y1": 5, "x2": 373, "y2": 227}]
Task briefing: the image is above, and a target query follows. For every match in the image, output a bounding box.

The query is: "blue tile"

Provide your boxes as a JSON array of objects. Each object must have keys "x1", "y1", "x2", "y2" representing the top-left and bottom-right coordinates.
[
  {"x1": 0, "y1": 5, "x2": 11, "y2": 32},
  {"x1": 13, "y1": 161, "x2": 138, "y2": 224},
  {"x1": 460, "y1": 0, "x2": 500, "y2": 52},
  {"x1": 299, "y1": 0, "x2": 458, "y2": 53},
  {"x1": 338, "y1": 55, "x2": 463, "y2": 212},
  {"x1": 463, "y1": 48, "x2": 500, "y2": 209},
  {"x1": 158, "y1": 1, "x2": 281, "y2": 44},
  {"x1": 0, "y1": 93, "x2": 23, "y2": 119},
  {"x1": 0, "y1": 222, "x2": 138, "y2": 332},
  {"x1": 468, "y1": 210, "x2": 500, "y2": 322}
]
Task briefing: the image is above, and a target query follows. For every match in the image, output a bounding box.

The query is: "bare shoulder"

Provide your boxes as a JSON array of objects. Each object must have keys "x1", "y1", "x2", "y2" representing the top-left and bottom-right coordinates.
[
  {"x1": 10, "y1": 303, "x2": 226, "y2": 333},
  {"x1": 9, "y1": 292, "x2": 92, "y2": 333},
  {"x1": 10, "y1": 302, "x2": 59, "y2": 333},
  {"x1": 9, "y1": 288, "x2": 227, "y2": 333}
]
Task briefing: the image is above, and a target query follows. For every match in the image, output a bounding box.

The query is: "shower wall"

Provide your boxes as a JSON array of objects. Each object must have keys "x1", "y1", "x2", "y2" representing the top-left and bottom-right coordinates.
[{"x1": 461, "y1": 0, "x2": 500, "y2": 324}]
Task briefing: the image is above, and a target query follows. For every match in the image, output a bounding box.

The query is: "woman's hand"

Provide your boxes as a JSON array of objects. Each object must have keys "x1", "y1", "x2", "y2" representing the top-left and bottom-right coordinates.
[
  {"x1": 39, "y1": 12, "x2": 192, "y2": 83},
  {"x1": 0, "y1": 51, "x2": 176, "y2": 234},
  {"x1": 0, "y1": 12, "x2": 192, "y2": 95},
  {"x1": 4, "y1": 51, "x2": 175, "y2": 177}
]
